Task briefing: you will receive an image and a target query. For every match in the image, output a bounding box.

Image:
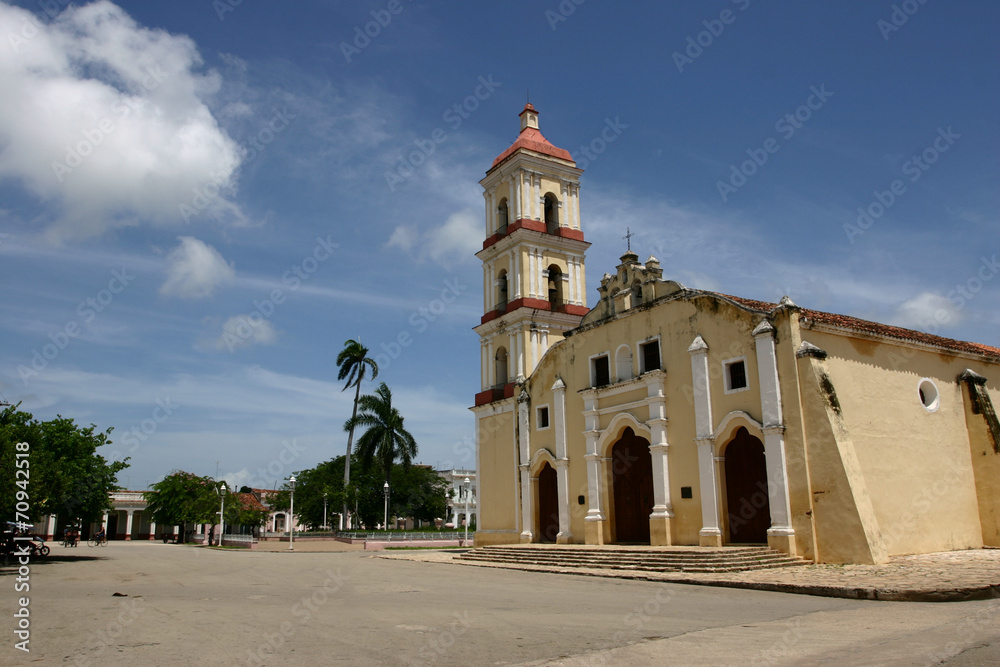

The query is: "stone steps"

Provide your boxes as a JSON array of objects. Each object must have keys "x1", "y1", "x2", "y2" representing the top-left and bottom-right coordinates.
[{"x1": 458, "y1": 545, "x2": 809, "y2": 573}]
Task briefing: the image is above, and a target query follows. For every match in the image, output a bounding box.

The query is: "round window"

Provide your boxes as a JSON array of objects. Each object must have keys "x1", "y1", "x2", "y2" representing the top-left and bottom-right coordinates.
[{"x1": 917, "y1": 378, "x2": 940, "y2": 413}]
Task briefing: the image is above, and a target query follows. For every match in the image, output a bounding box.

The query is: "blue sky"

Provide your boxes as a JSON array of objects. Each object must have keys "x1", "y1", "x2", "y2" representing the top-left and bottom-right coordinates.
[{"x1": 1, "y1": 1, "x2": 997, "y2": 492}]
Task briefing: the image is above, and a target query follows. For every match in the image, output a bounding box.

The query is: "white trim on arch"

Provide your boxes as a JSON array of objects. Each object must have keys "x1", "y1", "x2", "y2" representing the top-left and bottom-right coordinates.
[
  {"x1": 595, "y1": 412, "x2": 652, "y2": 458},
  {"x1": 712, "y1": 410, "x2": 764, "y2": 451},
  {"x1": 528, "y1": 448, "x2": 557, "y2": 477}
]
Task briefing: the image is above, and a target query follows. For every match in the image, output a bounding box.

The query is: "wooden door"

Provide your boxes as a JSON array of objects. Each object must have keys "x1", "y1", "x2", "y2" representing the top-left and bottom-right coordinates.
[
  {"x1": 612, "y1": 428, "x2": 653, "y2": 543},
  {"x1": 724, "y1": 427, "x2": 770, "y2": 544},
  {"x1": 537, "y1": 464, "x2": 559, "y2": 543}
]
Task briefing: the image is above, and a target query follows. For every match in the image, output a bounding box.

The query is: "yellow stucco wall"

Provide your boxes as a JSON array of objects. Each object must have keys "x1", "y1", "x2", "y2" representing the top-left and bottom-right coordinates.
[
  {"x1": 964, "y1": 380, "x2": 1000, "y2": 545},
  {"x1": 806, "y1": 329, "x2": 988, "y2": 556},
  {"x1": 473, "y1": 408, "x2": 519, "y2": 546}
]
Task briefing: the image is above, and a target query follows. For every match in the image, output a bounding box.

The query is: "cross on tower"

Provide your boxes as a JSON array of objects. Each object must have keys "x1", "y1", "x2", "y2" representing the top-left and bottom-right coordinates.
[{"x1": 623, "y1": 227, "x2": 635, "y2": 252}]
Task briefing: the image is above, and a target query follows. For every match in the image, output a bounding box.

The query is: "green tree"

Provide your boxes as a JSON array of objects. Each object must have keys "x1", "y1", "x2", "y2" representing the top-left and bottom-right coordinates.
[
  {"x1": 345, "y1": 382, "x2": 418, "y2": 501},
  {"x1": 390, "y1": 464, "x2": 449, "y2": 526},
  {"x1": 0, "y1": 405, "x2": 129, "y2": 526},
  {"x1": 280, "y1": 458, "x2": 344, "y2": 530},
  {"x1": 144, "y1": 472, "x2": 222, "y2": 542},
  {"x1": 336, "y1": 338, "x2": 378, "y2": 528}
]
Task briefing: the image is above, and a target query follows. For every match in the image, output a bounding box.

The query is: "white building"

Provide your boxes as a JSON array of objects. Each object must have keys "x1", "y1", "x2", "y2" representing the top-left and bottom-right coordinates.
[{"x1": 438, "y1": 469, "x2": 477, "y2": 528}]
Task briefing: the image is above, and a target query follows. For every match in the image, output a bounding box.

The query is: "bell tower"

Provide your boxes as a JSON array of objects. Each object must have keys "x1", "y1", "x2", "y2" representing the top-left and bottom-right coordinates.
[{"x1": 474, "y1": 104, "x2": 590, "y2": 406}]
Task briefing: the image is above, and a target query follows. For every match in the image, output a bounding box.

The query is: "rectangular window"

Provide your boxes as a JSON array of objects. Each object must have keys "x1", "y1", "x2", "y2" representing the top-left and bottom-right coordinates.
[
  {"x1": 536, "y1": 406, "x2": 550, "y2": 429},
  {"x1": 640, "y1": 340, "x2": 661, "y2": 373},
  {"x1": 592, "y1": 355, "x2": 610, "y2": 387},
  {"x1": 725, "y1": 359, "x2": 748, "y2": 392}
]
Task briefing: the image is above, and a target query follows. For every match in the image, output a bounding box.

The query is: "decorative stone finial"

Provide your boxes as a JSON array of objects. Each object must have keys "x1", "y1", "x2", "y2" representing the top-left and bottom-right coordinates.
[
  {"x1": 796, "y1": 341, "x2": 827, "y2": 359},
  {"x1": 687, "y1": 335, "x2": 709, "y2": 353}
]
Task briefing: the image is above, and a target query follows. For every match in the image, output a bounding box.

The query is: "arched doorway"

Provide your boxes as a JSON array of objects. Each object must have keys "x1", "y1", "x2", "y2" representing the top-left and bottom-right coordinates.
[
  {"x1": 611, "y1": 427, "x2": 653, "y2": 543},
  {"x1": 537, "y1": 463, "x2": 559, "y2": 543},
  {"x1": 724, "y1": 427, "x2": 770, "y2": 544}
]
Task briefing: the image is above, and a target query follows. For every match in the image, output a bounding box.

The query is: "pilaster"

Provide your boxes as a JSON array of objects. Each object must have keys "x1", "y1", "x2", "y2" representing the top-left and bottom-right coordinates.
[
  {"x1": 753, "y1": 320, "x2": 795, "y2": 555},
  {"x1": 689, "y1": 336, "x2": 721, "y2": 546},
  {"x1": 517, "y1": 391, "x2": 533, "y2": 543},
  {"x1": 645, "y1": 373, "x2": 673, "y2": 545}
]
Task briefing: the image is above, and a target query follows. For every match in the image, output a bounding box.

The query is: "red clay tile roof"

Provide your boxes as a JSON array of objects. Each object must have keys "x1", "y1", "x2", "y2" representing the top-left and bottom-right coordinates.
[
  {"x1": 237, "y1": 493, "x2": 267, "y2": 512},
  {"x1": 490, "y1": 128, "x2": 573, "y2": 171},
  {"x1": 711, "y1": 292, "x2": 1000, "y2": 361}
]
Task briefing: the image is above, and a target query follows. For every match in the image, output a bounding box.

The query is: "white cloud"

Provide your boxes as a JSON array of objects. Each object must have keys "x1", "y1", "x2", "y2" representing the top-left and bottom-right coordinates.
[
  {"x1": 215, "y1": 315, "x2": 279, "y2": 351},
  {"x1": 160, "y1": 237, "x2": 235, "y2": 299},
  {"x1": 386, "y1": 225, "x2": 417, "y2": 253},
  {"x1": 891, "y1": 292, "x2": 961, "y2": 331},
  {"x1": 387, "y1": 209, "x2": 480, "y2": 268},
  {"x1": 0, "y1": 1, "x2": 243, "y2": 240}
]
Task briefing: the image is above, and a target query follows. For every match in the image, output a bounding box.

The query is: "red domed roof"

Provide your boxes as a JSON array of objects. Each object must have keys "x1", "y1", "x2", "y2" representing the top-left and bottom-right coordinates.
[{"x1": 490, "y1": 104, "x2": 574, "y2": 171}]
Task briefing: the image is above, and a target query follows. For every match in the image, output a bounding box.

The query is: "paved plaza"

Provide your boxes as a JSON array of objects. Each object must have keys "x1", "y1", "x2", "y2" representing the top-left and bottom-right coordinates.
[{"x1": 3, "y1": 541, "x2": 999, "y2": 665}]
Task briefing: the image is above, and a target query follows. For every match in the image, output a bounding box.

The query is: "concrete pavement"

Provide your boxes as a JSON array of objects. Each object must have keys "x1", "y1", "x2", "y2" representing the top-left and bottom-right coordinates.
[{"x1": 2, "y1": 541, "x2": 998, "y2": 666}]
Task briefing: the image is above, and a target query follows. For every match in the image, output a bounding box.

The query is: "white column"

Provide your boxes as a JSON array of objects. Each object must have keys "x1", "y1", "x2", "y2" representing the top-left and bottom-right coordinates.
[
  {"x1": 552, "y1": 378, "x2": 572, "y2": 542},
  {"x1": 482, "y1": 265, "x2": 489, "y2": 312},
  {"x1": 573, "y1": 184, "x2": 581, "y2": 229},
  {"x1": 514, "y1": 172, "x2": 522, "y2": 221},
  {"x1": 536, "y1": 249, "x2": 544, "y2": 299},
  {"x1": 507, "y1": 329, "x2": 516, "y2": 382},
  {"x1": 480, "y1": 340, "x2": 488, "y2": 391},
  {"x1": 697, "y1": 440, "x2": 721, "y2": 543},
  {"x1": 562, "y1": 182, "x2": 572, "y2": 229},
  {"x1": 514, "y1": 327, "x2": 524, "y2": 381},
  {"x1": 517, "y1": 392, "x2": 533, "y2": 542},
  {"x1": 513, "y1": 249, "x2": 522, "y2": 299},
  {"x1": 753, "y1": 321, "x2": 794, "y2": 539},
  {"x1": 124, "y1": 510, "x2": 135, "y2": 541},
  {"x1": 566, "y1": 257, "x2": 576, "y2": 306},
  {"x1": 148, "y1": 521, "x2": 156, "y2": 541},
  {"x1": 529, "y1": 171, "x2": 535, "y2": 221},
  {"x1": 689, "y1": 336, "x2": 721, "y2": 544},
  {"x1": 527, "y1": 248, "x2": 536, "y2": 298},
  {"x1": 574, "y1": 257, "x2": 585, "y2": 306},
  {"x1": 487, "y1": 339, "x2": 495, "y2": 387},
  {"x1": 646, "y1": 373, "x2": 674, "y2": 522},
  {"x1": 537, "y1": 252, "x2": 545, "y2": 299},
  {"x1": 484, "y1": 191, "x2": 491, "y2": 235},
  {"x1": 489, "y1": 192, "x2": 496, "y2": 233},
  {"x1": 582, "y1": 395, "x2": 604, "y2": 524}
]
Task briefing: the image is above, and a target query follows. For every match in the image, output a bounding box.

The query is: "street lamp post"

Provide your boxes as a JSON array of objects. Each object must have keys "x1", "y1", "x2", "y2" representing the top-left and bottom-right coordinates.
[
  {"x1": 463, "y1": 477, "x2": 471, "y2": 547},
  {"x1": 288, "y1": 475, "x2": 296, "y2": 551},
  {"x1": 218, "y1": 482, "x2": 226, "y2": 547},
  {"x1": 323, "y1": 492, "x2": 328, "y2": 531},
  {"x1": 383, "y1": 481, "x2": 389, "y2": 531}
]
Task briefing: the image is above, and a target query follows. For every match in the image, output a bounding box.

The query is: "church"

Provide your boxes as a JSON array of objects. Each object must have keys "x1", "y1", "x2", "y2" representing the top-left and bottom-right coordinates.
[{"x1": 471, "y1": 104, "x2": 1000, "y2": 564}]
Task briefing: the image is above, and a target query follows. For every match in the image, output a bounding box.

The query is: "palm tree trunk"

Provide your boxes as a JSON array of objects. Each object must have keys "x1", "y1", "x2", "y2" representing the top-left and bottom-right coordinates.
[{"x1": 342, "y1": 380, "x2": 362, "y2": 529}]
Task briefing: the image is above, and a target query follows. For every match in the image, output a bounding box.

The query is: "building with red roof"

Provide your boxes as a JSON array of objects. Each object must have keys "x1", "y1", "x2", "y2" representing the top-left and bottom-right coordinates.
[{"x1": 472, "y1": 106, "x2": 1000, "y2": 564}]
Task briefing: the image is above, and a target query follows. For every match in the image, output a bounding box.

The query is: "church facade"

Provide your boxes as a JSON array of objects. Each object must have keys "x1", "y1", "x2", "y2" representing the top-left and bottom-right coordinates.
[{"x1": 471, "y1": 105, "x2": 1000, "y2": 564}]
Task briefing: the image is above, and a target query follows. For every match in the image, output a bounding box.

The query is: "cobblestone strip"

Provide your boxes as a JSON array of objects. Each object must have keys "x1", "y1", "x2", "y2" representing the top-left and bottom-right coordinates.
[{"x1": 379, "y1": 549, "x2": 1000, "y2": 602}]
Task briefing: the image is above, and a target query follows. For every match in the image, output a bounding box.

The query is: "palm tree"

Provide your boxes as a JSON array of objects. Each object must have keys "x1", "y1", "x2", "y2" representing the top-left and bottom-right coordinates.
[
  {"x1": 336, "y1": 339, "x2": 378, "y2": 529},
  {"x1": 344, "y1": 382, "x2": 418, "y2": 522}
]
